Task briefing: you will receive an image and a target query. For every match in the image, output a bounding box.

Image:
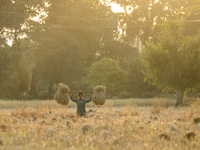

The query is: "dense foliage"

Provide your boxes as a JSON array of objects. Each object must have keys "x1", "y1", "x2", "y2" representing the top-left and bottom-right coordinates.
[
  {"x1": 85, "y1": 57, "x2": 127, "y2": 96},
  {"x1": 1, "y1": 0, "x2": 200, "y2": 100},
  {"x1": 141, "y1": 21, "x2": 200, "y2": 106}
]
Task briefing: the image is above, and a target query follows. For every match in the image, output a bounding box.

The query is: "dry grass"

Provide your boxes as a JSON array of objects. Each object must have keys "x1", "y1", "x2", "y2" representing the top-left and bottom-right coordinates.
[
  {"x1": 150, "y1": 99, "x2": 166, "y2": 114},
  {"x1": 0, "y1": 99, "x2": 200, "y2": 149}
]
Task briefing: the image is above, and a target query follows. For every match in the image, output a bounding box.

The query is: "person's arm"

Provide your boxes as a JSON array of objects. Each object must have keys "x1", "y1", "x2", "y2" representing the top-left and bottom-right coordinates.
[
  {"x1": 71, "y1": 94, "x2": 77, "y2": 103},
  {"x1": 84, "y1": 96, "x2": 92, "y2": 103}
]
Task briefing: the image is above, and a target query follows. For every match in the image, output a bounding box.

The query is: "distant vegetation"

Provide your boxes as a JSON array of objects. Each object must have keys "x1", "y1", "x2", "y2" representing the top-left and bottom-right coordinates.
[
  {"x1": 0, "y1": 97, "x2": 176, "y2": 109},
  {"x1": 1, "y1": 0, "x2": 200, "y2": 103}
]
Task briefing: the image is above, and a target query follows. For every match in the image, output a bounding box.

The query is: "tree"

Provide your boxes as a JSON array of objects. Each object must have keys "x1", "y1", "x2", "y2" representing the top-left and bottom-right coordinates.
[
  {"x1": 27, "y1": 0, "x2": 118, "y2": 98},
  {"x1": 0, "y1": 0, "x2": 43, "y2": 99},
  {"x1": 29, "y1": 28, "x2": 84, "y2": 98},
  {"x1": 84, "y1": 57, "x2": 128, "y2": 96},
  {"x1": 141, "y1": 21, "x2": 200, "y2": 106},
  {"x1": 110, "y1": 0, "x2": 200, "y2": 45},
  {"x1": 98, "y1": 39, "x2": 138, "y2": 70},
  {"x1": 128, "y1": 55, "x2": 156, "y2": 98},
  {"x1": 183, "y1": 1, "x2": 200, "y2": 36}
]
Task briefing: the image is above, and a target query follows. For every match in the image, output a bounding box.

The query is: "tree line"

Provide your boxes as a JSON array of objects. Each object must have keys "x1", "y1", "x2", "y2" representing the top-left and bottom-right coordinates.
[{"x1": 1, "y1": 0, "x2": 200, "y2": 106}]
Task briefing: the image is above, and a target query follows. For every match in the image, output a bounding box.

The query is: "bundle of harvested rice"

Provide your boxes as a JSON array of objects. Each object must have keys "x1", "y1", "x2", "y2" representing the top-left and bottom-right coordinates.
[
  {"x1": 54, "y1": 83, "x2": 70, "y2": 106},
  {"x1": 92, "y1": 86, "x2": 106, "y2": 106},
  {"x1": 94, "y1": 86, "x2": 106, "y2": 93},
  {"x1": 58, "y1": 83, "x2": 70, "y2": 93},
  {"x1": 54, "y1": 90, "x2": 70, "y2": 106}
]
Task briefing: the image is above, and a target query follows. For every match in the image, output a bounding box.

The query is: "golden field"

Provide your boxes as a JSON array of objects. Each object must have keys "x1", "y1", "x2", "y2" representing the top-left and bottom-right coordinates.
[{"x1": 0, "y1": 99, "x2": 200, "y2": 150}]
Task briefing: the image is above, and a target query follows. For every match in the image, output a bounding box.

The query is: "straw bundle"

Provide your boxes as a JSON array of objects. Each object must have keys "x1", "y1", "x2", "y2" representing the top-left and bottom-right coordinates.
[
  {"x1": 54, "y1": 83, "x2": 70, "y2": 106},
  {"x1": 58, "y1": 83, "x2": 70, "y2": 93},
  {"x1": 94, "y1": 86, "x2": 106, "y2": 93},
  {"x1": 92, "y1": 86, "x2": 106, "y2": 106}
]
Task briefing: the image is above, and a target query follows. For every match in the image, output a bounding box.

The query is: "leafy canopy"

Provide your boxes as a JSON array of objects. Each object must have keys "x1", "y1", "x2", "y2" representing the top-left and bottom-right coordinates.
[
  {"x1": 141, "y1": 21, "x2": 200, "y2": 92},
  {"x1": 85, "y1": 57, "x2": 127, "y2": 95}
]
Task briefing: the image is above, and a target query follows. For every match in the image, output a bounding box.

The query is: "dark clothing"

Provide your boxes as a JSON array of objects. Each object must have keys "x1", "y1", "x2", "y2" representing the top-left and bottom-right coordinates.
[{"x1": 71, "y1": 94, "x2": 91, "y2": 115}]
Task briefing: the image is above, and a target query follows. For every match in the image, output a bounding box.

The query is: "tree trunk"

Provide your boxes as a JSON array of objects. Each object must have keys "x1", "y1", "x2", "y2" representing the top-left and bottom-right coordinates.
[
  {"x1": 48, "y1": 81, "x2": 54, "y2": 99},
  {"x1": 175, "y1": 88, "x2": 183, "y2": 107},
  {"x1": 30, "y1": 66, "x2": 39, "y2": 97}
]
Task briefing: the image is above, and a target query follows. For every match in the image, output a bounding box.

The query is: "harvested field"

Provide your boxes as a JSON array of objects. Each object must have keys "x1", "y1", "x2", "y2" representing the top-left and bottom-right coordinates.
[{"x1": 0, "y1": 99, "x2": 200, "y2": 150}]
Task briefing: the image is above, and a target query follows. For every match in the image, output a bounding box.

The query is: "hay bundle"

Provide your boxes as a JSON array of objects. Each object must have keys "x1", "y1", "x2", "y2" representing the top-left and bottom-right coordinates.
[
  {"x1": 94, "y1": 86, "x2": 106, "y2": 93},
  {"x1": 92, "y1": 86, "x2": 106, "y2": 106},
  {"x1": 58, "y1": 83, "x2": 70, "y2": 93},
  {"x1": 54, "y1": 83, "x2": 70, "y2": 106}
]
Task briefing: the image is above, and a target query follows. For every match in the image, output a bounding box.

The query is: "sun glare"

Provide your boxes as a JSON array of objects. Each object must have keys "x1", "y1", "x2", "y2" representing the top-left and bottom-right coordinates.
[
  {"x1": 30, "y1": 11, "x2": 48, "y2": 24},
  {"x1": 110, "y1": 3, "x2": 125, "y2": 13},
  {"x1": 7, "y1": 40, "x2": 13, "y2": 46},
  {"x1": 110, "y1": 3, "x2": 133, "y2": 14}
]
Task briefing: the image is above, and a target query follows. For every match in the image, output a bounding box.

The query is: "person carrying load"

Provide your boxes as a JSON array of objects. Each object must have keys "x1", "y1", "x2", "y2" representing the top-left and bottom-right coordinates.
[{"x1": 71, "y1": 91, "x2": 91, "y2": 117}]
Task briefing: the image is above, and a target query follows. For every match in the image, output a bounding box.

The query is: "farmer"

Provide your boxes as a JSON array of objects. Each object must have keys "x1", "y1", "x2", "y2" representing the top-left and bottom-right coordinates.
[{"x1": 71, "y1": 91, "x2": 91, "y2": 117}]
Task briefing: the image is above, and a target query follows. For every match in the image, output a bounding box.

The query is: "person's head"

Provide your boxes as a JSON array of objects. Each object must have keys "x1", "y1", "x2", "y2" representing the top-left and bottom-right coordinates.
[{"x1": 77, "y1": 91, "x2": 83, "y2": 100}]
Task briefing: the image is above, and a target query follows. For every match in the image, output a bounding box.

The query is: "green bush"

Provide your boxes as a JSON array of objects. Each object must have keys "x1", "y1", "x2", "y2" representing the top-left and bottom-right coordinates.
[{"x1": 85, "y1": 57, "x2": 128, "y2": 95}]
